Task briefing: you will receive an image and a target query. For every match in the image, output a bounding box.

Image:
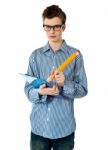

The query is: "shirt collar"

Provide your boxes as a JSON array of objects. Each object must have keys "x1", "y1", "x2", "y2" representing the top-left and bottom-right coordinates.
[
  {"x1": 42, "y1": 40, "x2": 69, "y2": 53},
  {"x1": 42, "y1": 41, "x2": 50, "y2": 53}
]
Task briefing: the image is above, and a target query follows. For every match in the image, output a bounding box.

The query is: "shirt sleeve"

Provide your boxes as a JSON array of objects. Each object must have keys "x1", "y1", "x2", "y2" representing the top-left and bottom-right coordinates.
[
  {"x1": 24, "y1": 52, "x2": 47, "y2": 103},
  {"x1": 61, "y1": 53, "x2": 88, "y2": 99}
]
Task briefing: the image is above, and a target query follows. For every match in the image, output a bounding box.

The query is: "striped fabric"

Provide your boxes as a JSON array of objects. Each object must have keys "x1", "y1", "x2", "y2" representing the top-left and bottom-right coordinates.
[{"x1": 24, "y1": 40, "x2": 88, "y2": 139}]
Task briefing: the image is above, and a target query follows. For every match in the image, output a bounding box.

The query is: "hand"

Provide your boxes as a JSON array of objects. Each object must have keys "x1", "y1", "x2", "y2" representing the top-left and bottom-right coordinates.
[
  {"x1": 47, "y1": 70, "x2": 55, "y2": 83},
  {"x1": 54, "y1": 72, "x2": 65, "y2": 87},
  {"x1": 37, "y1": 84, "x2": 59, "y2": 96}
]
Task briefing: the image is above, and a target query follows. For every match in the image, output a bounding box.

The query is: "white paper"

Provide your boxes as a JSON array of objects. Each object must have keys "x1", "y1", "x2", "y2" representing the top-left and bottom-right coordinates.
[{"x1": 19, "y1": 73, "x2": 37, "y2": 83}]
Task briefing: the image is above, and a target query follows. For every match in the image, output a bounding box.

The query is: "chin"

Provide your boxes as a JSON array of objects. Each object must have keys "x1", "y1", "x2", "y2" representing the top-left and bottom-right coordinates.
[
  {"x1": 49, "y1": 38, "x2": 59, "y2": 43},
  {"x1": 51, "y1": 39, "x2": 57, "y2": 42}
]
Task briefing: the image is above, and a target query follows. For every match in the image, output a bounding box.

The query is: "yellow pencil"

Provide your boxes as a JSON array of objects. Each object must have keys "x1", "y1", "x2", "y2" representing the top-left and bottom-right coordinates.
[{"x1": 47, "y1": 50, "x2": 80, "y2": 82}]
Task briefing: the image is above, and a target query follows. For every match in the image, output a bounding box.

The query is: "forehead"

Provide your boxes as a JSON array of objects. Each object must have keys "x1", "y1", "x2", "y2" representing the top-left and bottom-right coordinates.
[{"x1": 43, "y1": 17, "x2": 62, "y2": 25}]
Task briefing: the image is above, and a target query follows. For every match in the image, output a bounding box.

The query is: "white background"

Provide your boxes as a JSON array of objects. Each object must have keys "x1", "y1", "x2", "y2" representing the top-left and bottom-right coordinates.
[{"x1": 0, "y1": 0, "x2": 108, "y2": 149}]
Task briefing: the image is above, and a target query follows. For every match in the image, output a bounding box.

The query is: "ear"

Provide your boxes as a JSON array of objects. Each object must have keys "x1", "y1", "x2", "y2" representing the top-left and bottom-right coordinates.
[{"x1": 62, "y1": 24, "x2": 66, "y2": 31}]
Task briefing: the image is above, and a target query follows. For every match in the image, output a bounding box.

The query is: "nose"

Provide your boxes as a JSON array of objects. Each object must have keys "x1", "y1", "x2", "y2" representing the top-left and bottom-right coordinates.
[{"x1": 49, "y1": 27, "x2": 55, "y2": 33}]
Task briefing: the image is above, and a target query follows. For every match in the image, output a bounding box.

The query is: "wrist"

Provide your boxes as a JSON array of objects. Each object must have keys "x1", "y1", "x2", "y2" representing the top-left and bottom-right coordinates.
[{"x1": 58, "y1": 82, "x2": 64, "y2": 87}]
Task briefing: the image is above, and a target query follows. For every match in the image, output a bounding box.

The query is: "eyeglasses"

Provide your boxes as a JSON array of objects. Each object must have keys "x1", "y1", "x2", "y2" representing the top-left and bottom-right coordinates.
[{"x1": 43, "y1": 24, "x2": 63, "y2": 31}]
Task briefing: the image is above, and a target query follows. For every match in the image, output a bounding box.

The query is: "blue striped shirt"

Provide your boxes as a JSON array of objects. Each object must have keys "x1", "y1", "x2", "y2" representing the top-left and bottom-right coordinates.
[{"x1": 24, "y1": 40, "x2": 88, "y2": 139}]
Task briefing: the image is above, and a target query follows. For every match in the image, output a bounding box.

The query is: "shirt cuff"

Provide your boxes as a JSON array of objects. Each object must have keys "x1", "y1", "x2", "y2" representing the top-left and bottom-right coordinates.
[
  {"x1": 63, "y1": 80, "x2": 75, "y2": 94},
  {"x1": 29, "y1": 89, "x2": 47, "y2": 103}
]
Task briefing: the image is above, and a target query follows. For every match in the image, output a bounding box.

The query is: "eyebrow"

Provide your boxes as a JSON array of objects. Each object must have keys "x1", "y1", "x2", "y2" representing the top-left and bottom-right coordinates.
[{"x1": 43, "y1": 24, "x2": 62, "y2": 26}]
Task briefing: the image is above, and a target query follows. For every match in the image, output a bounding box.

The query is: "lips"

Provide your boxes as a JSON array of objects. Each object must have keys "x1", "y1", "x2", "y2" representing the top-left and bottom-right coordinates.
[{"x1": 49, "y1": 36, "x2": 56, "y2": 38}]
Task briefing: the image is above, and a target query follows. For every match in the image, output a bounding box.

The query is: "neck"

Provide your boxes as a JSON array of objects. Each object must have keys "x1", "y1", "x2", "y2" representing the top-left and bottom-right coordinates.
[{"x1": 49, "y1": 39, "x2": 63, "y2": 52}]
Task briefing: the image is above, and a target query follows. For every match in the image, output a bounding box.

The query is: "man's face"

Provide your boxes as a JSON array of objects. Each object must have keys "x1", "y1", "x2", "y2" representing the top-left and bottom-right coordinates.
[{"x1": 43, "y1": 17, "x2": 65, "y2": 43}]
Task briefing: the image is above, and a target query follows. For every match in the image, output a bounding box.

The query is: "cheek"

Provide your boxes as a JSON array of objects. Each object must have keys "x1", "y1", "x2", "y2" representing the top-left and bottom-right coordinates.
[
  {"x1": 56, "y1": 31, "x2": 62, "y2": 37},
  {"x1": 45, "y1": 32, "x2": 49, "y2": 37}
]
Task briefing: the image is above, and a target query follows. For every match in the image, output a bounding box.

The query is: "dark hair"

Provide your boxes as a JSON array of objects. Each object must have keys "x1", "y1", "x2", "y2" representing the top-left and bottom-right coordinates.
[{"x1": 42, "y1": 5, "x2": 66, "y2": 24}]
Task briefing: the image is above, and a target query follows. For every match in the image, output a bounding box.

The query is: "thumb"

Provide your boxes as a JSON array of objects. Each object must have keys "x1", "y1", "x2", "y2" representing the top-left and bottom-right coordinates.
[
  {"x1": 50, "y1": 70, "x2": 55, "y2": 75},
  {"x1": 40, "y1": 84, "x2": 46, "y2": 88}
]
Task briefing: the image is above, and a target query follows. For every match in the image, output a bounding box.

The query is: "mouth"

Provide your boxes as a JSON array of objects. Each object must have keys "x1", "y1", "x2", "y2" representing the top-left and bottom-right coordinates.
[{"x1": 49, "y1": 36, "x2": 56, "y2": 38}]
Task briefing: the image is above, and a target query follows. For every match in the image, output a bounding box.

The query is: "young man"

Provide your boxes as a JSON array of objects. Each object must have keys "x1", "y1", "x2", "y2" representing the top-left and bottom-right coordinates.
[{"x1": 24, "y1": 5, "x2": 88, "y2": 150}]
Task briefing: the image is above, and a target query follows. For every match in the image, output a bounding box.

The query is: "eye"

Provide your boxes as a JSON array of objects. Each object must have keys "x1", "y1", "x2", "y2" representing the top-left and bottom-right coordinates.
[
  {"x1": 43, "y1": 24, "x2": 63, "y2": 31},
  {"x1": 54, "y1": 25, "x2": 62, "y2": 29},
  {"x1": 43, "y1": 25, "x2": 51, "y2": 31},
  {"x1": 53, "y1": 25, "x2": 63, "y2": 31},
  {"x1": 45, "y1": 25, "x2": 51, "y2": 29}
]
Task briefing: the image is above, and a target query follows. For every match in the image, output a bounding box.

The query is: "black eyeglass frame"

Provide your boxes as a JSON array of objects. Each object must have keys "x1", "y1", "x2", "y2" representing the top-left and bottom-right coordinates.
[{"x1": 43, "y1": 24, "x2": 64, "y2": 31}]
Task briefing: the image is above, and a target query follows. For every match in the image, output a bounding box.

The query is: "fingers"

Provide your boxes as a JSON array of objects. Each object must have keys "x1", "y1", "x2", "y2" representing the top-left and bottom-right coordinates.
[
  {"x1": 52, "y1": 85, "x2": 59, "y2": 92},
  {"x1": 46, "y1": 85, "x2": 59, "y2": 95},
  {"x1": 50, "y1": 70, "x2": 55, "y2": 75},
  {"x1": 46, "y1": 77, "x2": 52, "y2": 83},
  {"x1": 48, "y1": 88, "x2": 59, "y2": 95},
  {"x1": 54, "y1": 72, "x2": 65, "y2": 87},
  {"x1": 40, "y1": 84, "x2": 46, "y2": 88},
  {"x1": 55, "y1": 71, "x2": 64, "y2": 77},
  {"x1": 38, "y1": 84, "x2": 59, "y2": 96},
  {"x1": 47, "y1": 71, "x2": 64, "y2": 83}
]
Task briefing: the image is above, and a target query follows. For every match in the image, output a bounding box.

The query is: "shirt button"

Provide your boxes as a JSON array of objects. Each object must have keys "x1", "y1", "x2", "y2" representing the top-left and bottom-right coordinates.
[
  {"x1": 52, "y1": 66, "x2": 55, "y2": 70},
  {"x1": 47, "y1": 118, "x2": 49, "y2": 121}
]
